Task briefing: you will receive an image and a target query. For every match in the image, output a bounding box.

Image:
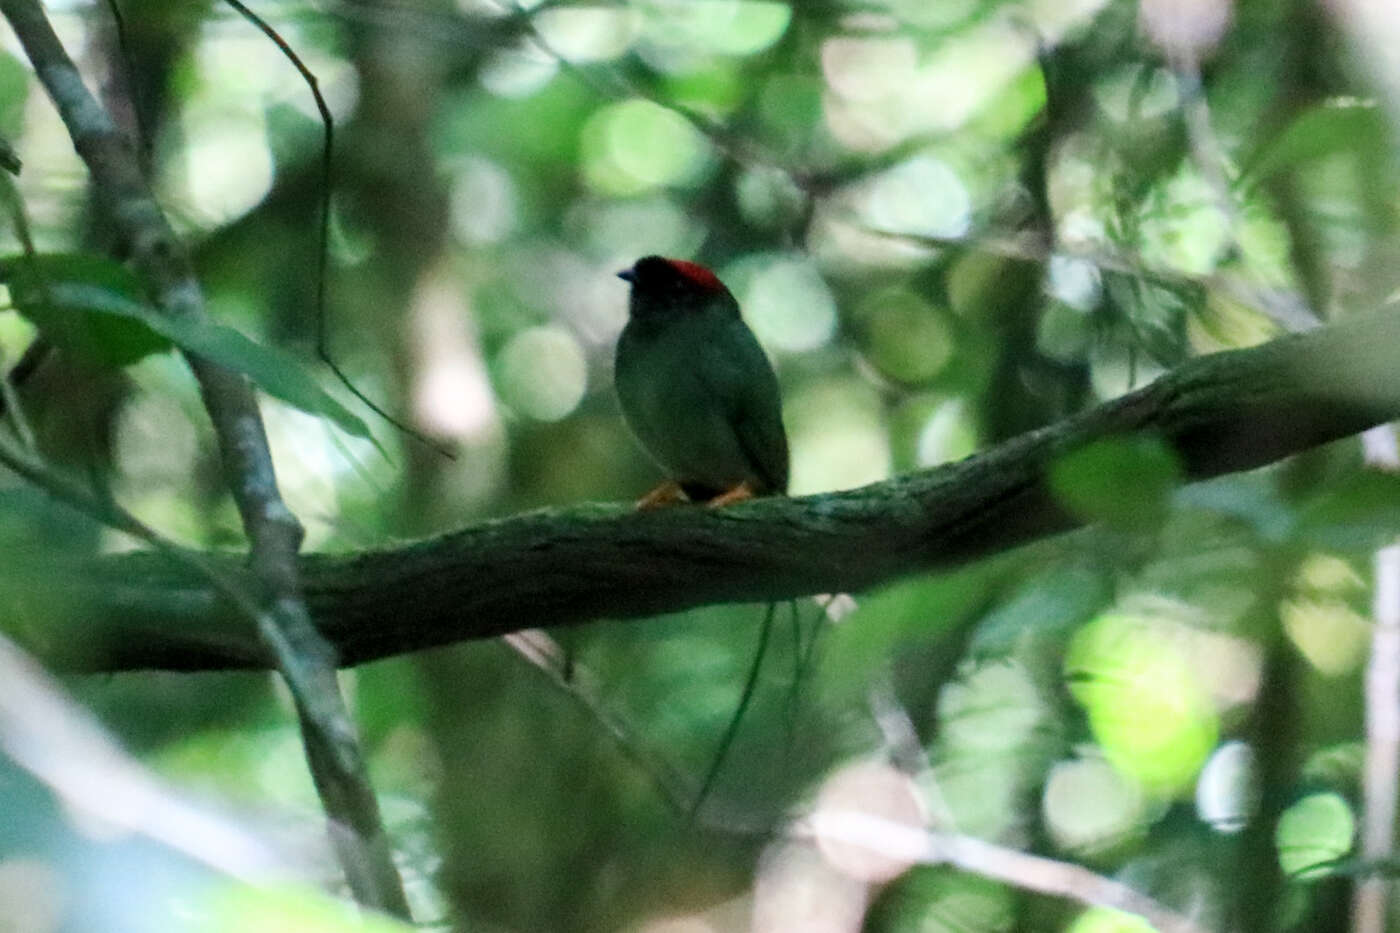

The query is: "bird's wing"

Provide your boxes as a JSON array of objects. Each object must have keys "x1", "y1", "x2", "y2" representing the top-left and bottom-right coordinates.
[{"x1": 699, "y1": 316, "x2": 790, "y2": 494}]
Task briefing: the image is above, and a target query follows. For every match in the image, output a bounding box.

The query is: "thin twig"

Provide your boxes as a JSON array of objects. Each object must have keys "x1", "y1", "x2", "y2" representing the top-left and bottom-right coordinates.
[
  {"x1": 0, "y1": 0, "x2": 410, "y2": 917},
  {"x1": 220, "y1": 0, "x2": 454, "y2": 460},
  {"x1": 98, "y1": 0, "x2": 148, "y2": 154},
  {"x1": 502, "y1": 629, "x2": 694, "y2": 815},
  {"x1": 868, "y1": 225, "x2": 1321, "y2": 333},
  {"x1": 795, "y1": 810, "x2": 1212, "y2": 933},
  {"x1": 688, "y1": 601, "x2": 778, "y2": 823}
]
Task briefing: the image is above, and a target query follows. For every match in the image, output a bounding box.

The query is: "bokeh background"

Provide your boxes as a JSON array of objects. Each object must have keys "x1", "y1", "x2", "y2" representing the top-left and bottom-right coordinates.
[{"x1": 1, "y1": 0, "x2": 1400, "y2": 930}]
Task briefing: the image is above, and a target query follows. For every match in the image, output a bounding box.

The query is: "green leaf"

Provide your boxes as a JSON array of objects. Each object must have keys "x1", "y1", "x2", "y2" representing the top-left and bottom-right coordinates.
[
  {"x1": 1276, "y1": 792, "x2": 1355, "y2": 879},
  {"x1": 2, "y1": 252, "x2": 172, "y2": 366},
  {"x1": 1297, "y1": 469, "x2": 1400, "y2": 552},
  {"x1": 1049, "y1": 436, "x2": 1182, "y2": 531},
  {"x1": 969, "y1": 564, "x2": 1111, "y2": 658},
  {"x1": 1174, "y1": 474, "x2": 1297, "y2": 543},
  {"x1": 1242, "y1": 99, "x2": 1386, "y2": 188},
  {"x1": 815, "y1": 558, "x2": 1008, "y2": 703},
  {"x1": 1066, "y1": 907, "x2": 1158, "y2": 933},
  {"x1": 0, "y1": 253, "x2": 375, "y2": 443},
  {"x1": 150, "y1": 314, "x2": 376, "y2": 446}
]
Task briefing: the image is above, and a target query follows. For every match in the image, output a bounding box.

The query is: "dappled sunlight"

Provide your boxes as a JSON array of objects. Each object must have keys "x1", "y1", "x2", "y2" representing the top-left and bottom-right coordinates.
[
  {"x1": 1066, "y1": 601, "x2": 1243, "y2": 796},
  {"x1": 447, "y1": 156, "x2": 517, "y2": 245},
  {"x1": 811, "y1": 759, "x2": 925, "y2": 883},
  {"x1": 726, "y1": 253, "x2": 837, "y2": 352},
  {"x1": 479, "y1": 39, "x2": 558, "y2": 98},
  {"x1": 533, "y1": 5, "x2": 638, "y2": 63},
  {"x1": 913, "y1": 397, "x2": 978, "y2": 467},
  {"x1": 408, "y1": 271, "x2": 499, "y2": 440},
  {"x1": 496, "y1": 325, "x2": 587, "y2": 421},
  {"x1": 0, "y1": 857, "x2": 64, "y2": 933},
  {"x1": 1195, "y1": 740, "x2": 1256, "y2": 833},
  {"x1": 752, "y1": 839, "x2": 867, "y2": 933},
  {"x1": 1281, "y1": 552, "x2": 1371, "y2": 675},
  {"x1": 582, "y1": 98, "x2": 715, "y2": 195},
  {"x1": 786, "y1": 378, "x2": 890, "y2": 495},
  {"x1": 1, "y1": 0, "x2": 1398, "y2": 929},
  {"x1": 1044, "y1": 754, "x2": 1153, "y2": 856}
]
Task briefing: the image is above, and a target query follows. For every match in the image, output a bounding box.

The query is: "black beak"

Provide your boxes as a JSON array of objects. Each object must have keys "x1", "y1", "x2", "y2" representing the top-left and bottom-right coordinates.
[{"x1": 617, "y1": 268, "x2": 635, "y2": 283}]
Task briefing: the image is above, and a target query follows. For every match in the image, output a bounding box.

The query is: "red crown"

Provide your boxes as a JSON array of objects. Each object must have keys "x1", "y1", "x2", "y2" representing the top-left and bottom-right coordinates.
[{"x1": 665, "y1": 259, "x2": 724, "y2": 292}]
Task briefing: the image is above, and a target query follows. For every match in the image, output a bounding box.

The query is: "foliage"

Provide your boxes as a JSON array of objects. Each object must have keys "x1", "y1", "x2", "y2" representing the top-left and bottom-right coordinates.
[{"x1": 0, "y1": 0, "x2": 1397, "y2": 931}]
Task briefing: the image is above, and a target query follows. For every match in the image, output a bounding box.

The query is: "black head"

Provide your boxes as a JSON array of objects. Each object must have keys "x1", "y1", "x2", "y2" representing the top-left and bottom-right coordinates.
[{"x1": 618, "y1": 256, "x2": 733, "y2": 318}]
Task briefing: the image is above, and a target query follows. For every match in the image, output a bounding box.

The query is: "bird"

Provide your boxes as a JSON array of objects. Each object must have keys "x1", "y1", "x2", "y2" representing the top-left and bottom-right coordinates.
[
  {"x1": 615, "y1": 255, "x2": 795, "y2": 821},
  {"x1": 614, "y1": 255, "x2": 789, "y2": 509}
]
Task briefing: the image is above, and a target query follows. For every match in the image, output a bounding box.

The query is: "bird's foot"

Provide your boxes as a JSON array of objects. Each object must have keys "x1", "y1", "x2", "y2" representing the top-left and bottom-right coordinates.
[
  {"x1": 635, "y1": 480, "x2": 687, "y2": 510},
  {"x1": 707, "y1": 481, "x2": 756, "y2": 508}
]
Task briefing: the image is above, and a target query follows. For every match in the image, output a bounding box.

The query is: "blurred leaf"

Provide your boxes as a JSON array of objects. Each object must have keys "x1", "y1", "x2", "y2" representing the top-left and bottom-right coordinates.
[
  {"x1": 1301, "y1": 742, "x2": 1364, "y2": 789},
  {"x1": 0, "y1": 50, "x2": 28, "y2": 138},
  {"x1": 1066, "y1": 906, "x2": 1157, "y2": 933},
  {"x1": 190, "y1": 882, "x2": 413, "y2": 933},
  {"x1": 1296, "y1": 469, "x2": 1400, "y2": 552},
  {"x1": 865, "y1": 866, "x2": 1014, "y2": 933},
  {"x1": 969, "y1": 563, "x2": 1111, "y2": 657},
  {"x1": 1242, "y1": 100, "x2": 1385, "y2": 188},
  {"x1": 1276, "y1": 792, "x2": 1355, "y2": 879},
  {"x1": 1049, "y1": 436, "x2": 1182, "y2": 531},
  {"x1": 1065, "y1": 610, "x2": 1218, "y2": 793},
  {"x1": 151, "y1": 314, "x2": 376, "y2": 446},
  {"x1": 817, "y1": 558, "x2": 1008, "y2": 703},
  {"x1": 2, "y1": 253, "x2": 172, "y2": 366},
  {"x1": 0, "y1": 253, "x2": 375, "y2": 443},
  {"x1": 968, "y1": 64, "x2": 1048, "y2": 140},
  {"x1": 1103, "y1": 276, "x2": 1191, "y2": 367},
  {"x1": 1173, "y1": 474, "x2": 1296, "y2": 543}
]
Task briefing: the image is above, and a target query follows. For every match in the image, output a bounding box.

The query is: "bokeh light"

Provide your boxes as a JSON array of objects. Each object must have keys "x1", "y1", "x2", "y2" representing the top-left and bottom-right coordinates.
[
  {"x1": 173, "y1": 114, "x2": 273, "y2": 228},
  {"x1": 1067, "y1": 907, "x2": 1158, "y2": 933},
  {"x1": 636, "y1": 0, "x2": 792, "y2": 62},
  {"x1": 1043, "y1": 754, "x2": 1150, "y2": 855},
  {"x1": 1280, "y1": 553, "x2": 1370, "y2": 675},
  {"x1": 1275, "y1": 792, "x2": 1355, "y2": 878},
  {"x1": 448, "y1": 157, "x2": 518, "y2": 245},
  {"x1": 495, "y1": 326, "x2": 588, "y2": 422},
  {"x1": 861, "y1": 156, "x2": 972, "y2": 240},
  {"x1": 533, "y1": 6, "x2": 637, "y2": 62},
  {"x1": 1066, "y1": 610, "x2": 1219, "y2": 794},
  {"x1": 581, "y1": 99, "x2": 714, "y2": 195},
  {"x1": 855, "y1": 287, "x2": 955, "y2": 384},
  {"x1": 787, "y1": 379, "x2": 890, "y2": 494},
  {"x1": 1195, "y1": 740, "x2": 1257, "y2": 833},
  {"x1": 728, "y1": 253, "x2": 838, "y2": 353}
]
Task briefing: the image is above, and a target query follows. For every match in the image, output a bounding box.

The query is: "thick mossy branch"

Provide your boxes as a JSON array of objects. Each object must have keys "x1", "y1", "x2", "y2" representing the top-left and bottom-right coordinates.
[{"x1": 50, "y1": 309, "x2": 1400, "y2": 673}]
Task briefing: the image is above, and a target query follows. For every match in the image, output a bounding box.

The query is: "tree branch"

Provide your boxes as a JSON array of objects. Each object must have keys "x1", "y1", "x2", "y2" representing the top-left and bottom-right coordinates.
[
  {"x1": 799, "y1": 810, "x2": 1211, "y2": 933},
  {"x1": 0, "y1": 0, "x2": 409, "y2": 917},
  {"x1": 34, "y1": 306, "x2": 1400, "y2": 675}
]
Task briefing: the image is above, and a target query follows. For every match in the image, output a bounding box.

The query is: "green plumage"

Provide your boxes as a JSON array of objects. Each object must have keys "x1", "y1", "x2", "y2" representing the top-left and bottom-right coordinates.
[{"x1": 615, "y1": 257, "x2": 789, "y2": 499}]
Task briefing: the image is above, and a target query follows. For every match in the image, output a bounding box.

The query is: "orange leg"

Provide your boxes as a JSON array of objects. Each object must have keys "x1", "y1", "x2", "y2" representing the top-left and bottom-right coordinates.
[
  {"x1": 636, "y1": 480, "x2": 687, "y2": 510},
  {"x1": 707, "y1": 481, "x2": 757, "y2": 508}
]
